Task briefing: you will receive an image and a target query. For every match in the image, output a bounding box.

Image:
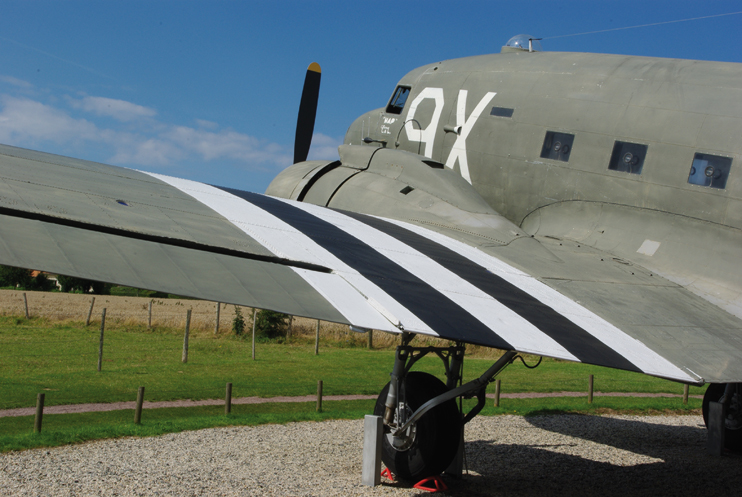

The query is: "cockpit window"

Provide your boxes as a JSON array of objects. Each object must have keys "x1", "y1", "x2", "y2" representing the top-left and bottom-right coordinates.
[
  {"x1": 386, "y1": 86, "x2": 411, "y2": 114},
  {"x1": 609, "y1": 141, "x2": 647, "y2": 175},
  {"x1": 687, "y1": 153, "x2": 731, "y2": 189}
]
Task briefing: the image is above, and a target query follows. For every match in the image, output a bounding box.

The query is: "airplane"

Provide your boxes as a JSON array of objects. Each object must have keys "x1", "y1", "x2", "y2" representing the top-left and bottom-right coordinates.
[{"x1": 0, "y1": 33, "x2": 740, "y2": 481}]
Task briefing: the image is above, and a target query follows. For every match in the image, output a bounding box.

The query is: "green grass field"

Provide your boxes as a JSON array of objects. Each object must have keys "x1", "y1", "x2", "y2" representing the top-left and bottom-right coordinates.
[{"x1": 0, "y1": 315, "x2": 706, "y2": 452}]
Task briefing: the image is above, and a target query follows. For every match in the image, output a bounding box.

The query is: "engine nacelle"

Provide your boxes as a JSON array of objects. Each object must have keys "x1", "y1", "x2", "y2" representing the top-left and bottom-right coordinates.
[{"x1": 266, "y1": 145, "x2": 528, "y2": 247}]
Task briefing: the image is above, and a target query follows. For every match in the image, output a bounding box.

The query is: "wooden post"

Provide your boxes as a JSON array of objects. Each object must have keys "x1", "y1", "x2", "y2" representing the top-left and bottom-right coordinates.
[
  {"x1": 23, "y1": 292, "x2": 29, "y2": 319},
  {"x1": 588, "y1": 374, "x2": 594, "y2": 404},
  {"x1": 252, "y1": 309, "x2": 257, "y2": 361},
  {"x1": 683, "y1": 384, "x2": 690, "y2": 405},
  {"x1": 214, "y1": 302, "x2": 220, "y2": 335},
  {"x1": 85, "y1": 297, "x2": 95, "y2": 326},
  {"x1": 97, "y1": 308, "x2": 106, "y2": 372},
  {"x1": 134, "y1": 386, "x2": 145, "y2": 424},
  {"x1": 494, "y1": 379, "x2": 501, "y2": 407},
  {"x1": 367, "y1": 330, "x2": 373, "y2": 349},
  {"x1": 182, "y1": 309, "x2": 191, "y2": 363},
  {"x1": 287, "y1": 316, "x2": 293, "y2": 343},
  {"x1": 317, "y1": 380, "x2": 323, "y2": 412},
  {"x1": 315, "y1": 320, "x2": 320, "y2": 355},
  {"x1": 225, "y1": 382, "x2": 233, "y2": 415},
  {"x1": 148, "y1": 300, "x2": 152, "y2": 329},
  {"x1": 34, "y1": 393, "x2": 45, "y2": 433}
]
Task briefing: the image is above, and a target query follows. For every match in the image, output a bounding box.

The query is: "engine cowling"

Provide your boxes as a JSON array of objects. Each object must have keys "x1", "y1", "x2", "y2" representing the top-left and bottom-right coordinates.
[{"x1": 266, "y1": 144, "x2": 528, "y2": 247}]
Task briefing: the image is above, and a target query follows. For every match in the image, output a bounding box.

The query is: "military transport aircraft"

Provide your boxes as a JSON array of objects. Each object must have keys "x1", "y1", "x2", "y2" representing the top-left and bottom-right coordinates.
[{"x1": 0, "y1": 34, "x2": 740, "y2": 480}]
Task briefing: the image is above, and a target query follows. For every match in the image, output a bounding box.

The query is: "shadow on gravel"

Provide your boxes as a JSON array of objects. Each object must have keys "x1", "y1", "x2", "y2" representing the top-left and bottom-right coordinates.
[
  {"x1": 433, "y1": 415, "x2": 742, "y2": 497},
  {"x1": 524, "y1": 413, "x2": 705, "y2": 459}
]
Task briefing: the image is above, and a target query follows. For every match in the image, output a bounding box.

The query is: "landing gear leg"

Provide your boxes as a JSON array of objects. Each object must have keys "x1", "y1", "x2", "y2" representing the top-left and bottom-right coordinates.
[{"x1": 374, "y1": 337, "x2": 517, "y2": 481}]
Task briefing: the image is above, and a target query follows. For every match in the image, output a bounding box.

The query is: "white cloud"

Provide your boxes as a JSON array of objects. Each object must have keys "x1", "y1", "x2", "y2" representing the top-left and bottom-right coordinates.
[
  {"x1": 72, "y1": 96, "x2": 157, "y2": 121},
  {"x1": 163, "y1": 125, "x2": 291, "y2": 165},
  {"x1": 0, "y1": 96, "x2": 100, "y2": 144},
  {"x1": 307, "y1": 133, "x2": 342, "y2": 161},
  {"x1": 0, "y1": 93, "x2": 292, "y2": 170},
  {"x1": 0, "y1": 75, "x2": 33, "y2": 89}
]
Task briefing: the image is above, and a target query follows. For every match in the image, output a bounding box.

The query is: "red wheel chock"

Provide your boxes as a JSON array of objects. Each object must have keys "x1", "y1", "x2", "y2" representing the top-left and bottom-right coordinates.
[
  {"x1": 380, "y1": 467, "x2": 394, "y2": 481},
  {"x1": 413, "y1": 476, "x2": 448, "y2": 492}
]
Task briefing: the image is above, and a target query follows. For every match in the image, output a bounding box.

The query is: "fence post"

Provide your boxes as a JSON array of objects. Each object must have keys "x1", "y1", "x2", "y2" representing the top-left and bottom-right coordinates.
[
  {"x1": 315, "y1": 320, "x2": 320, "y2": 355},
  {"x1": 317, "y1": 380, "x2": 323, "y2": 412},
  {"x1": 287, "y1": 316, "x2": 293, "y2": 343},
  {"x1": 182, "y1": 309, "x2": 191, "y2": 363},
  {"x1": 34, "y1": 393, "x2": 45, "y2": 433},
  {"x1": 134, "y1": 386, "x2": 145, "y2": 424},
  {"x1": 23, "y1": 292, "x2": 29, "y2": 319},
  {"x1": 214, "y1": 302, "x2": 220, "y2": 335},
  {"x1": 494, "y1": 379, "x2": 501, "y2": 407},
  {"x1": 252, "y1": 309, "x2": 257, "y2": 361},
  {"x1": 148, "y1": 300, "x2": 152, "y2": 329},
  {"x1": 367, "y1": 330, "x2": 373, "y2": 349},
  {"x1": 588, "y1": 374, "x2": 594, "y2": 404},
  {"x1": 97, "y1": 308, "x2": 106, "y2": 372},
  {"x1": 225, "y1": 382, "x2": 233, "y2": 415},
  {"x1": 85, "y1": 297, "x2": 95, "y2": 326},
  {"x1": 683, "y1": 384, "x2": 690, "y2": 405}
]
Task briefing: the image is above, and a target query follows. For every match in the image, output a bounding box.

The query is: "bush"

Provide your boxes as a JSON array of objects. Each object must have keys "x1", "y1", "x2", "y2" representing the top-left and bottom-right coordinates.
[
  {"x1": 232, "y1": 306, "x2": 246, "y2": 336},
  {"x1": 255, "y1": 310, "x2": 289, "y2": 341}
]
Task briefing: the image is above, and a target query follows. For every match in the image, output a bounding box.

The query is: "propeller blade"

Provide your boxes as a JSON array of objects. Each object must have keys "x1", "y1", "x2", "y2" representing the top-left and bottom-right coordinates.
[{"x1": 294, "y1": 62, "x2": 321, "y2": 164}]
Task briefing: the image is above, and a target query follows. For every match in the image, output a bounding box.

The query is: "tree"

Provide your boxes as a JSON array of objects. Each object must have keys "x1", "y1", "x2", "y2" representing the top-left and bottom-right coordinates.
[
  {"x1": 0, "y1": 266, "x2": 32, "y2": 288},
  {"x1": 57, "y1": 275, "x2": 110, "y2": 295}
]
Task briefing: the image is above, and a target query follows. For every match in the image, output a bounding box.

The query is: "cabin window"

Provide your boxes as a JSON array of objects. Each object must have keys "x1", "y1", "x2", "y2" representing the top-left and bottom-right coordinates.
[
  {"x1": 540, "y1": 131, "x2": 574, "y2": 162},
  {"x1": 386, "y1": 86, "x2": 411, "y2": 114},
  {"x1": 687, "y1": 153, "x2": 732, "y2": 189},
  {"x1": 490, "y1": 106, "x2": 514, "y2": 118},
  {"x1": 608, "y1": 141, "x2": 647, "y2": 175}
]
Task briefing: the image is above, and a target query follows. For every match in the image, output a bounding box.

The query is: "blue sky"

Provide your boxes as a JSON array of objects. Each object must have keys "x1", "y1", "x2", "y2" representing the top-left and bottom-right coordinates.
[{"x1": 0, "y1": 1, "x2": 740, "y2": 191}]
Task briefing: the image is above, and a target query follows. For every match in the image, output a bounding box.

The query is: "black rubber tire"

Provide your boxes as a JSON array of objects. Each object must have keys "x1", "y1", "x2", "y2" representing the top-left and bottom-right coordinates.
[
  {"x1": 373, "y1": 372, "x2": 461, "y2": 481},
  {"x1": 702, "y1": 383, "x2": 742, "y2": 451}
]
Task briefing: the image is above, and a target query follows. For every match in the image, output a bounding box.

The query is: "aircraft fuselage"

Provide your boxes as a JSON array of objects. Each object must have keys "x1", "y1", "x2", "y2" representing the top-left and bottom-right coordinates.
[{"x1": 344, "y1": 50, "x2": 742, "y2": 321}]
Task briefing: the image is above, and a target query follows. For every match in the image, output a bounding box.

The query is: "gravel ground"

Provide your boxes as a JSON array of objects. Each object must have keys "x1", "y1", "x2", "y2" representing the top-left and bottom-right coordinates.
[{"x1": 1, "y1": 414, "x2": 740, "y2": 496}]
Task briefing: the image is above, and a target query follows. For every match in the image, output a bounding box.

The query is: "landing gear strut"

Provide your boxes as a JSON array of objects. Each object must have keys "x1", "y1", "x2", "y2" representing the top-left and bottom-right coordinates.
[
  {"x1": 373, "y1": 333, "x2": 517, "y2": 481},
  {"x1": 702, "y1": 383, "x2": 742, "y2": 451}
]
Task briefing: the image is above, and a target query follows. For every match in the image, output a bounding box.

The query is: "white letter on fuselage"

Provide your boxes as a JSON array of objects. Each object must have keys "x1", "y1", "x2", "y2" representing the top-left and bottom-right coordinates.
[
  {"x1": 445, "y1": 90, "x2": 497, "y2": 183},
  {"x1": 404, "y1": 87, "x2": 444, "y2": 158}
]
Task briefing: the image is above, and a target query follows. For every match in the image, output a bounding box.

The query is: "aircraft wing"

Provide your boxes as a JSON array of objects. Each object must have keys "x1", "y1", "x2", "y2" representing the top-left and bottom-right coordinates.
[{"x1": 1, "y1": 143, "x2": 739, "y2": 385}]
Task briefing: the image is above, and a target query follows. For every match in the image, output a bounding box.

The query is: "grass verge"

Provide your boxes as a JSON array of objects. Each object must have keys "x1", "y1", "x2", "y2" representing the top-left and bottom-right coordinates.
[
  {"x1": 0, "y1": 316, "x2": 705, "y2": 410},
  {"x1": 1, "y1": 396, "x2": 702, "y2": 453}
]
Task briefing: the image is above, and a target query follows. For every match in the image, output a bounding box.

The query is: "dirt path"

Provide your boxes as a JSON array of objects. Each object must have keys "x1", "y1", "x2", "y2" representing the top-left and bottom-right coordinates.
[{"x1": 0, "y1": 391, "x2": 703, "y2": 418}]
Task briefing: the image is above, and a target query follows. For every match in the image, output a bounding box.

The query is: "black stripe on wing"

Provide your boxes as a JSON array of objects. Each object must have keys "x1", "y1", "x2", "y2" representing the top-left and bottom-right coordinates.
[
  {"x1": 215, "y1": 186, "x2": 514, "y2": 349},
  {"x1": 341, "y1": 212, "x2": 640, "y2": 373}
]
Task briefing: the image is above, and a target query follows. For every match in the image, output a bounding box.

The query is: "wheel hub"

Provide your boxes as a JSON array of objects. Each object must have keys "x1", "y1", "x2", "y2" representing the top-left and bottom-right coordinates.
[{"x1": 387, "y1": 402, "x2": 417, "y2": 451}]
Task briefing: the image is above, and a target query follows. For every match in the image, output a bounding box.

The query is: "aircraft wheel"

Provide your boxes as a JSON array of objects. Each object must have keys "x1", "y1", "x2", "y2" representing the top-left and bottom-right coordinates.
[
  {"x1": 373, "y1": 371, "x2": 461, "y2": 481},
  {"x1": 702, "y1": 383, "x2": 742, "y2": 451}
]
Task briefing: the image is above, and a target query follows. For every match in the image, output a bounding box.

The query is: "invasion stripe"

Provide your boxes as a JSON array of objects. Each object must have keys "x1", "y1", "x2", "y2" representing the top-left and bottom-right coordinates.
[
  {"x1": 216, "y1": 186, "x2": 514, "y2": 350},
  {"x1": 277, "y1": 198, "x2": 578, "y2": 361},
  {"x1": 340, "y1": 211, "x2": 640, "y2": 372}
]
